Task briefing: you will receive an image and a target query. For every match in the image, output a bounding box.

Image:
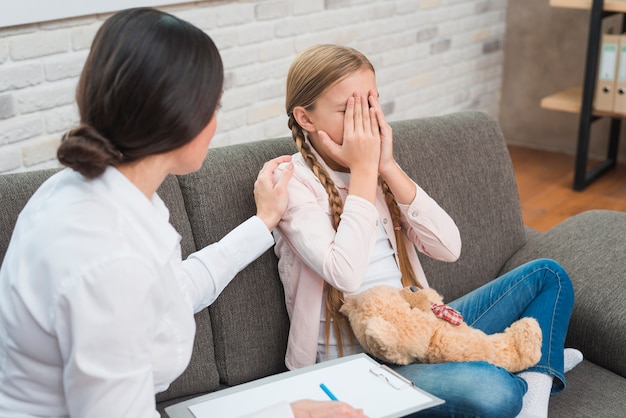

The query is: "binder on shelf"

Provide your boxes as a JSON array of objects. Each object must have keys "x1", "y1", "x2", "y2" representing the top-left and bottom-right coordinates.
[
  {"x1": 594, "y1": 34, "x2": 620, "y2": 112},
  {"x1": 613, "y1": 34, "x2": 626, "y2": 113}
]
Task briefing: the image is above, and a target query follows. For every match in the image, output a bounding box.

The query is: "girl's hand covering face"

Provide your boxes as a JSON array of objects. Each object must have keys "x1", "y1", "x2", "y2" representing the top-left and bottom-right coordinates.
[
  {"x1": 317, "y1": 93, "x2": 381, "y2": 175},
  {"x1": 368, "y1": 92, "x2": 395, "y2": 174}
]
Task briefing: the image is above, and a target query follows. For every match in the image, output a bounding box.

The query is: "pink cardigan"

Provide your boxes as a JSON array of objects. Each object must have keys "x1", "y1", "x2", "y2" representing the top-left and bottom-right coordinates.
[{"x1": 273, "y1": 151, "x2": 462, "y2": 370}]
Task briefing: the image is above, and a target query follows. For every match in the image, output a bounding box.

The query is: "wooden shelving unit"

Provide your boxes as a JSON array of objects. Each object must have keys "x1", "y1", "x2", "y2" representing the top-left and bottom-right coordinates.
[
  {"x1": 540, "y1": 86, "x2": 626, "y2": 117},
  {"x1": 550, "y1": 0, "x2": 626, "y2": 12},
  {"x1": 540, "y1": 87, "x2": 584, "y2": 114},
  {"x1": 541, "y1": 0, "x2": 624, "y2": 190}
]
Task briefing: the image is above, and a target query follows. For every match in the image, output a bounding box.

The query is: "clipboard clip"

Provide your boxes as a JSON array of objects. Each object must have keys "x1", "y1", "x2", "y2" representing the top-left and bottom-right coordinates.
[{"x1": 369, "y1": 364, "x2": 413, "y2": 390}]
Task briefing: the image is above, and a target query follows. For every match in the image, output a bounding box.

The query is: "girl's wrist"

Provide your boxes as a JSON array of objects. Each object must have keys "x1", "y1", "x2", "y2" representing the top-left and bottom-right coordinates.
[
  {"x1": 379, "y1": 159, "x2": 398, "y2": 179},
  {"x1": 350, "y1": 164, "x2": 379, "y2": 180},
  {"x1": 348, "y1": 167, "x2": 379, "y2": 203}
]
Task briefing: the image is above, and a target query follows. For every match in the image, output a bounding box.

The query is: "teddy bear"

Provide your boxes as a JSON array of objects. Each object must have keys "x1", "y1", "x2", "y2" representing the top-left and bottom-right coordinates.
[{"x1": 339, "y1": 285, "x2": 542, "y2": 373}]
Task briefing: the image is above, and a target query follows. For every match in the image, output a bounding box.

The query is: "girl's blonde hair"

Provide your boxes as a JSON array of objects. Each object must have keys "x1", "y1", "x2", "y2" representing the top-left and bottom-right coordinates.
[{"x1": 285, "y1": 44, "x2": 420, "y2": 356}]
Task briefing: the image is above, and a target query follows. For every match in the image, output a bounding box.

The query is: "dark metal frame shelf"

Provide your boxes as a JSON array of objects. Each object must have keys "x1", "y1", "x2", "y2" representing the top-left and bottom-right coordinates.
[{"x1": 574, "y1": 0, "x2": 623, "y2": 190}]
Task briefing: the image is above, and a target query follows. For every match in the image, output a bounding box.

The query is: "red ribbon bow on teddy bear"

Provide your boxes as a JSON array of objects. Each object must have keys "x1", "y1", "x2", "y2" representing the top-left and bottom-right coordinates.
[{"x1": 430, "y1": 302, "x2": 464, "y2": 326}]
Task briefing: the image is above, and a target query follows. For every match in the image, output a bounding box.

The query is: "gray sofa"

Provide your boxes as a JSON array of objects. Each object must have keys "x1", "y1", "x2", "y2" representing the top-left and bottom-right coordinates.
[{"x1": 1, "y1": 111, "x2": 624, "y2": 417}]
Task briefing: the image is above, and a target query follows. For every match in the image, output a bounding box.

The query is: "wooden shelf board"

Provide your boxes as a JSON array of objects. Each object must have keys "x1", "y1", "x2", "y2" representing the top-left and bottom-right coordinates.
[
  {"x1": 541, "y1": 87, "x2": 584, "y2": 114},
  {"x1": 540, "y1": 87, "x2": 626, "y2": 117},
  {"x1": 550, "y1": 0, "x2": 626, "y2": 13}
]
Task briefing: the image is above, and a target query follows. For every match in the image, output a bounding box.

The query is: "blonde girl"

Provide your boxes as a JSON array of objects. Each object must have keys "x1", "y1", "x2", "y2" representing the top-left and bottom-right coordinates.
[{"x1": 272, "y1": 44, "x2": 580, "y2": 418}]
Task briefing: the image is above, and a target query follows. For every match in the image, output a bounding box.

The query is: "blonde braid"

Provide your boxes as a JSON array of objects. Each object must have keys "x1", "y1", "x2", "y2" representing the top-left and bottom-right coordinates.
[
  {"x1": 288, "y1": 114, "x2": 352, "y2": 357},
  {"x1": 378, "y1": 176, "x2": 421, "y2": 288},
  {"x1": 289, "y1": 115, "x2": 344, "y2": 229}
]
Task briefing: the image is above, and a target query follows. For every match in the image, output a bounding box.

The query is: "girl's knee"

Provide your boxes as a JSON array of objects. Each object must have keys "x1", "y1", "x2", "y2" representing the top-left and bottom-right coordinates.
[
  {"x1": 532, "y1": 258, "x2": 565, "y2": 275},
  {"x1": 532, "y1": 259, "x2": 573, "y2": 292},
  {"x1": 402, "y1": 362, "x2": 526, "y2": 418},
  {"x1": 542, "y1": 259, "x2": 574, "y2": 297}
]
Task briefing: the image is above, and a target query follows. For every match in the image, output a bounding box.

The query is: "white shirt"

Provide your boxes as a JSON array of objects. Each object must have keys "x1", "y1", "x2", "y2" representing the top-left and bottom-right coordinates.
[
  {"x1": 317, "y1": 188, "x2": 403, "y2": 362},
  {"x1": 0, "y1": 167, "x2": 293, "y2": 418}
]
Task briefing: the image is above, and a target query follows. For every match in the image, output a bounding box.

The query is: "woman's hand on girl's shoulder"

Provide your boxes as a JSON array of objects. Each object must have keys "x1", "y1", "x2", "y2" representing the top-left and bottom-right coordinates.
[{"x1": 254, "y1": 155, "x2": 294, "y2": 231}]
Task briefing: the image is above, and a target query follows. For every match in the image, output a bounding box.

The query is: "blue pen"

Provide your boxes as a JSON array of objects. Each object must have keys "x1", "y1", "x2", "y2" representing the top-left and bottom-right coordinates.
[{"x1": 320, "y1": 383, "x2": 338, "y2": 401}]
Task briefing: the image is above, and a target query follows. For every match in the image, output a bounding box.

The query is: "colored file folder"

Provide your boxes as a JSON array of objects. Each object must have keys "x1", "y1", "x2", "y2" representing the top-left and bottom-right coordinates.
[
  {"x1": 613, "y1": 34, "x2": 626, "y2": 113},
  {"x1": 594, "y1": 34, "x2": 620, "y2": 112}
]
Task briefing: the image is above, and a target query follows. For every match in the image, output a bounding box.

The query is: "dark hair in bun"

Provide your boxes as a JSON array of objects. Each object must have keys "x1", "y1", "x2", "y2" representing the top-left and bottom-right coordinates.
[{"x1": 58, "y1": 7, "x2": 224, "y2": 178}]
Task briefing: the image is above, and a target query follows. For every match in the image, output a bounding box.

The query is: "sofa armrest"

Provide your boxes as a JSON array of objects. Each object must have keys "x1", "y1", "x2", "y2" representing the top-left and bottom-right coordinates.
[{"x1": 500, "y1": 210, "x2": 626, "y2": 378}]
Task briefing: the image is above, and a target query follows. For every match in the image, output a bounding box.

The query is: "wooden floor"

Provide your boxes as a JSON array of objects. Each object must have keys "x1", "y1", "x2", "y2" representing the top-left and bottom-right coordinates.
[{"x1": 508, "y1": 145, "x2": 626, "y2": 232}]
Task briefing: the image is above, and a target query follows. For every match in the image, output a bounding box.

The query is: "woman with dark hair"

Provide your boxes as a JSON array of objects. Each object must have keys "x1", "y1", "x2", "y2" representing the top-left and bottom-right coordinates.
[{"x1": 0, "y1": 8, "x2": 365, "y2": 418}]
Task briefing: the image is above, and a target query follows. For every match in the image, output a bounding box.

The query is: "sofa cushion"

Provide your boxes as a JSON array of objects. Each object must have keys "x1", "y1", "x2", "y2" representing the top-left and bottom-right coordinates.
[
  {"x1": 177, "y1": 138, "x2": 297, "y2": 386},
  {"x1": 501, "y1": 209, "x2": 626, "y2": 379},
  {"x1": 391, "y1": 111, "x2": 526, "y2": 301},
  {"x1": 158, "y1": 175, "x2": 198, "y2": 260},
  {"x1": 548, "y1": 360, "x2": 626, "y2": 417}
]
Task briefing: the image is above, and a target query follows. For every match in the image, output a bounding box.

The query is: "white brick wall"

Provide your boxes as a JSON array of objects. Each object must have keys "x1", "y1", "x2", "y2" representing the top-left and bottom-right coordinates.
[{"x1": 0, "y1": 0, "x2": 508, "y2": 174}]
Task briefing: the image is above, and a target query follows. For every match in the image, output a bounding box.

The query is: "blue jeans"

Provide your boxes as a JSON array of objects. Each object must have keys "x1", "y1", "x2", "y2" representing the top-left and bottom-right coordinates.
[{"x1": 393, "y1": 259, "x2": 574, "y2": 418}]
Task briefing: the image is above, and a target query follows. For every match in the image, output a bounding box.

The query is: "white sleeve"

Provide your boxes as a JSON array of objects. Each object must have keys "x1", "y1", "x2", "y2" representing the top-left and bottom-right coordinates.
[
  {"x1": 397, "y1": 183, "x2": 462, "y2": 261},
  {"x1": 182, "y1": 216, "x2": 274, "y2": 312},
  {"x1": 238, "y1": 402, "x2": 295, "y2": 418}
]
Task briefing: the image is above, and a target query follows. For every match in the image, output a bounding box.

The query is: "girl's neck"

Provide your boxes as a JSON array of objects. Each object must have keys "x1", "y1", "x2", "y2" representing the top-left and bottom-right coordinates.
[{"x1": 325, "y1": 159, "x2": 349, "y2": 173}]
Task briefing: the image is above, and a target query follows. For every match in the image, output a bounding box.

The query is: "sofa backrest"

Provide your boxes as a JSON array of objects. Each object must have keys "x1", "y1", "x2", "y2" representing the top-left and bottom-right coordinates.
[{"x1": 390, "y1": 111, "x2": 526, "y2": 301}]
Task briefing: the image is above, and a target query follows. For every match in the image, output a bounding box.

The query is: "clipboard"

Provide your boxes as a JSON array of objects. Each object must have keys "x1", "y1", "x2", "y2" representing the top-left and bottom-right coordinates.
[{"x1": 165, "y1": 354, "x2": 444, "y2": 418}]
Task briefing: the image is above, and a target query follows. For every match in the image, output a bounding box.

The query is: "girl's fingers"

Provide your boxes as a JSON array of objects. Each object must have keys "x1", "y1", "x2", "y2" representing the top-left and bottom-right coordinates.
[
  {"x1": 360, "y1": 94, "x2": 370, "y2": 134},
  {"x1": 369, "y1": 93, "x2": 390, "y2": 136},
  {"x1": 344, "y1": 96, "x2": 355, "y2": 136},
  {"x1": 353, "y1": 94, "x2": 362, "y2": 133},
  {"x1": 318, "y1": 129, "x2": 346, "y2": 166},
  {"x1": 368, "y1": 94, "x2": 382, "y2": 122},
  {"x1": 369, "y1": 106, "x2": 379, "y2": 137}
]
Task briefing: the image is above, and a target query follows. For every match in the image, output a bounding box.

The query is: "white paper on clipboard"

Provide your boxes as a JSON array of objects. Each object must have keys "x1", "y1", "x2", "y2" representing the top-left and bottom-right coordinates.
[{"x1": 179, "y1": 354, "x2": 443, "y2": 418}]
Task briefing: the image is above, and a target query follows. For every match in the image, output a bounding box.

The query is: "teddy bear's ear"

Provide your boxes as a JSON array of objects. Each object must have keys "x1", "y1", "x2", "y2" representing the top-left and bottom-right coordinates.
[{"x1": 400, "y1": 287, "x2": 432, "y2": 312}]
